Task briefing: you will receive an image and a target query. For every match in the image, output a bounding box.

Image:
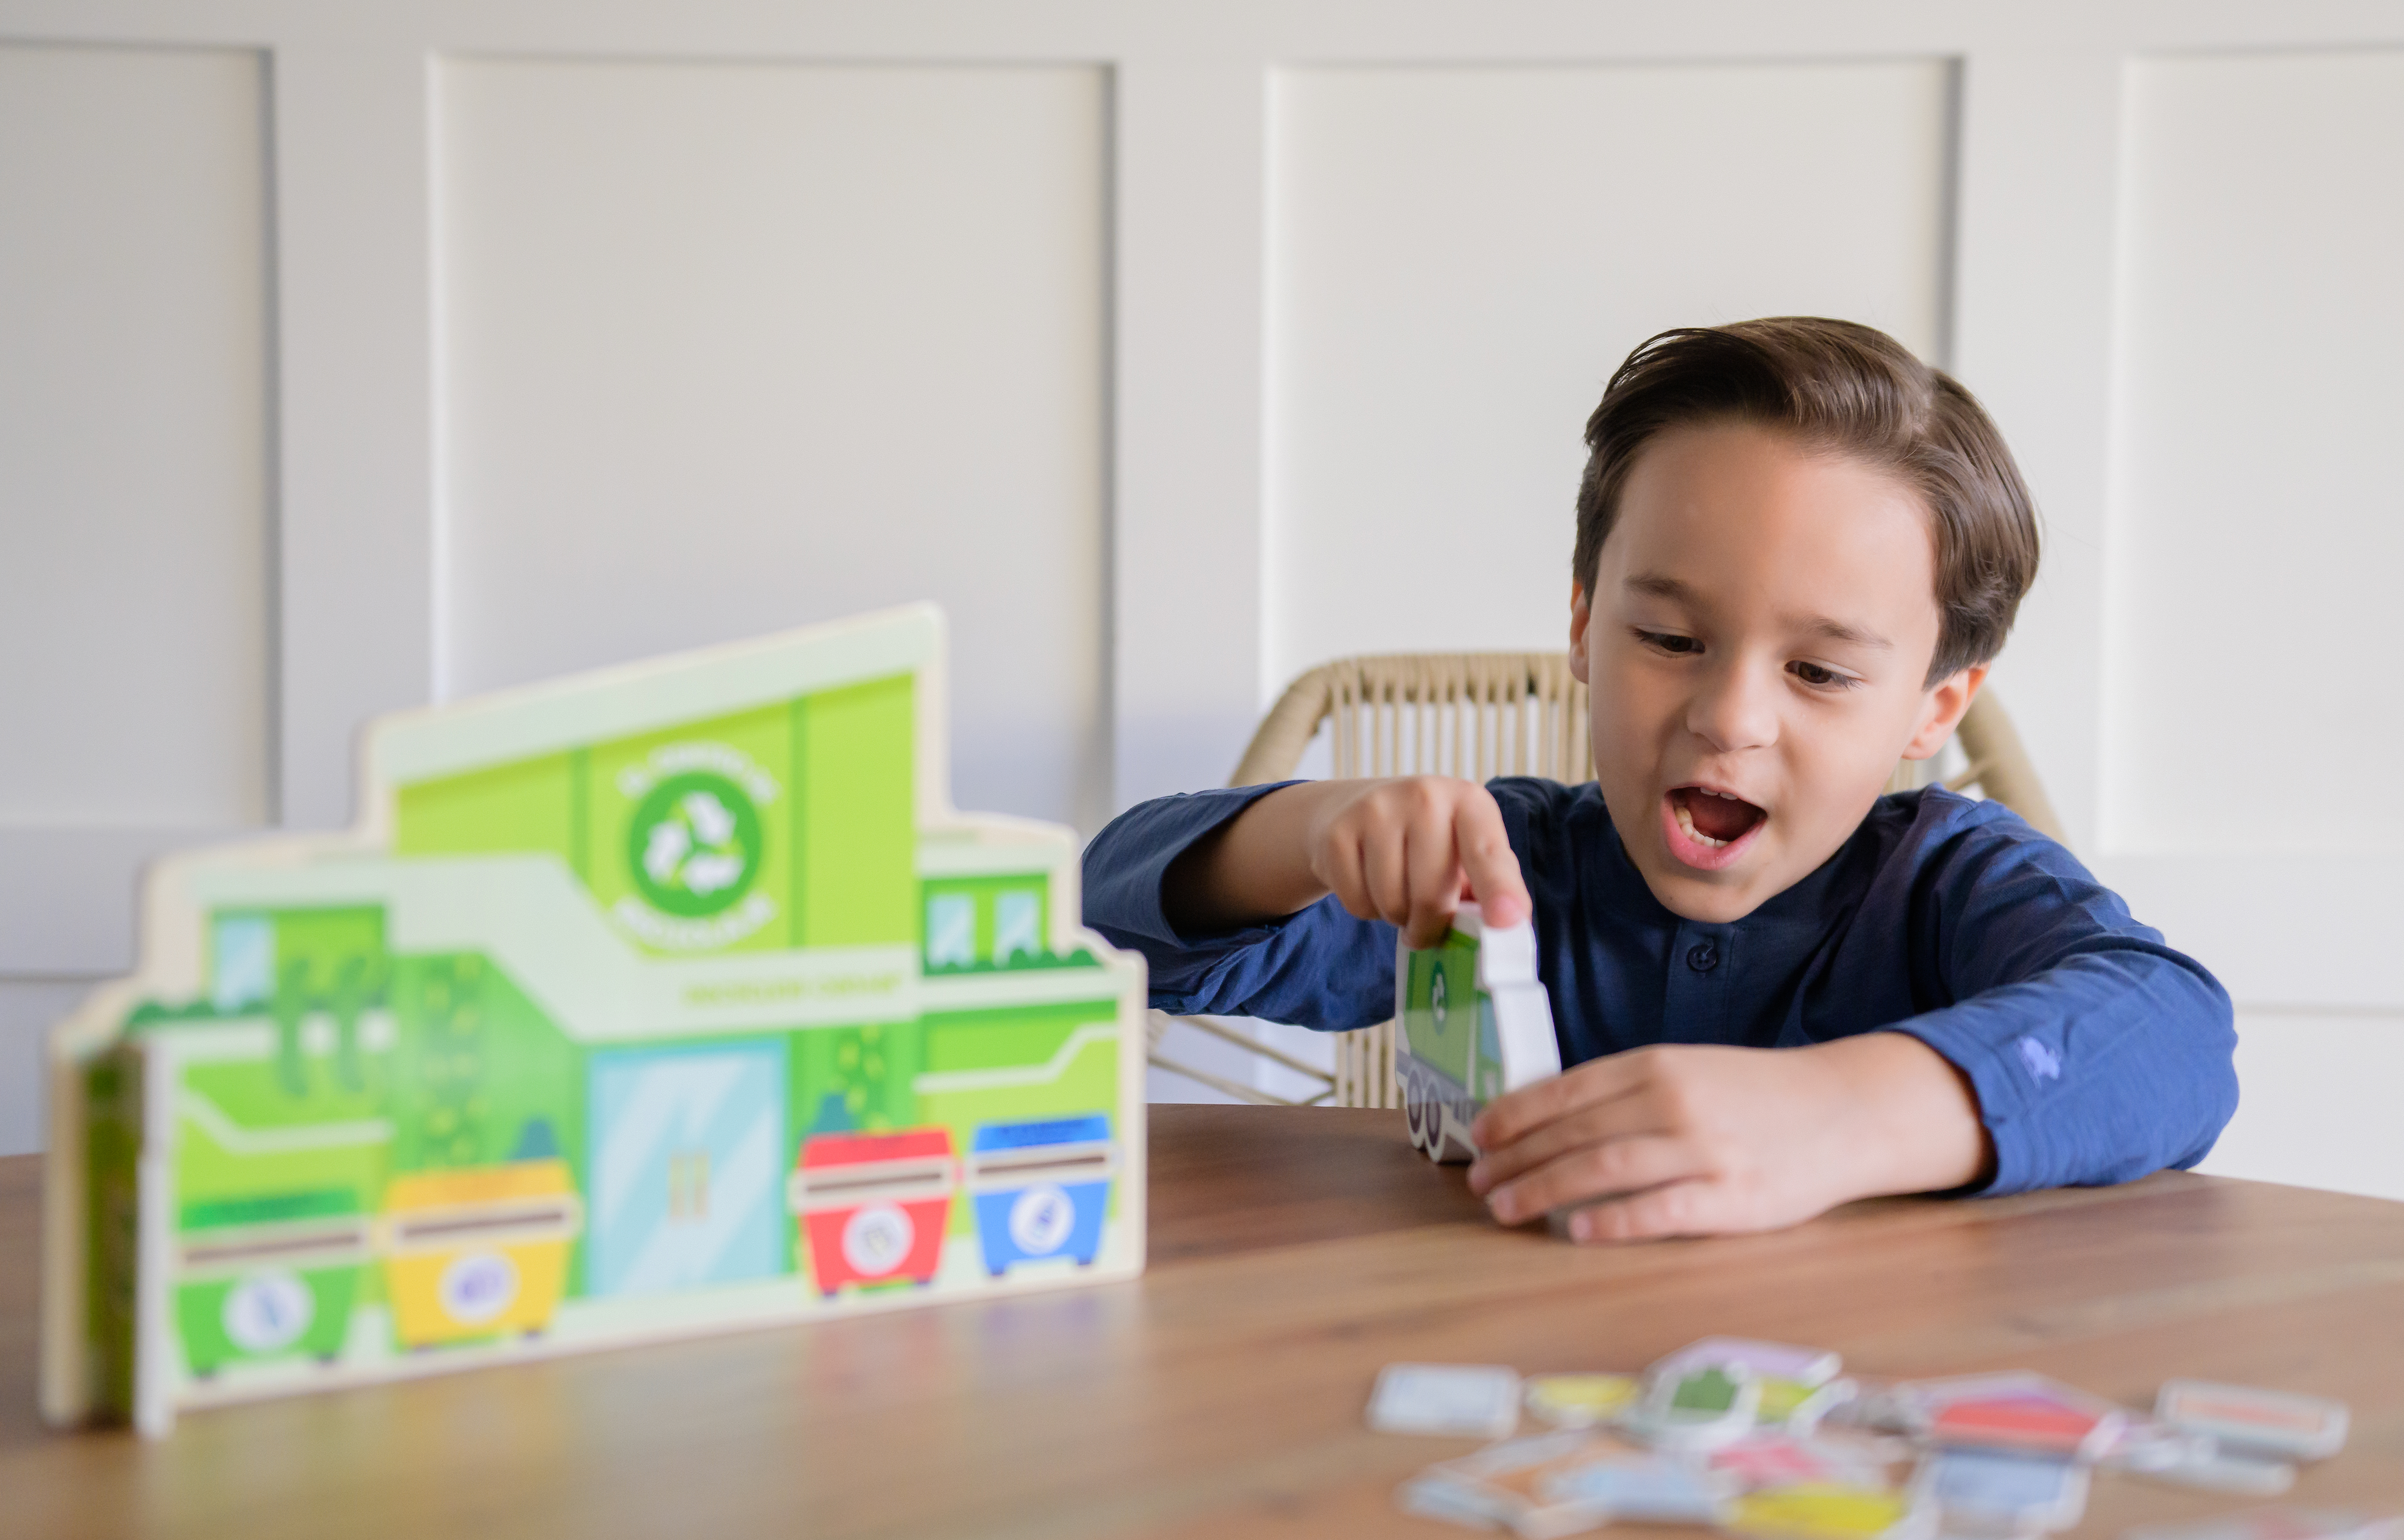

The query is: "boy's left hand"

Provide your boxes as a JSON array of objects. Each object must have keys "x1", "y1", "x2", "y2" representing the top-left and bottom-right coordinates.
[{"x1": 1464, "y1": 1033, "x2": 1993, "y2": 1241}]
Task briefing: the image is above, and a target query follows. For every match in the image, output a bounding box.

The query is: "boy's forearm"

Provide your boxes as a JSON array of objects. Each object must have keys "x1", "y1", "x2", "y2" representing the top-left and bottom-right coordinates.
[
  {"x1": 1161, "y1": 781, "x2": 1349, "y2": 934},
  {"x1": 1807, "y1": 1031, "x2": 1995, "y2": 1197}
]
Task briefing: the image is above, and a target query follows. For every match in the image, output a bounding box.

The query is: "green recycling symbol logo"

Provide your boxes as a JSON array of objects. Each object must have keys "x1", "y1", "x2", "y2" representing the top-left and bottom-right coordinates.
[{"x1": 627, "y1": 772, "x2": 763, "y2": 918}]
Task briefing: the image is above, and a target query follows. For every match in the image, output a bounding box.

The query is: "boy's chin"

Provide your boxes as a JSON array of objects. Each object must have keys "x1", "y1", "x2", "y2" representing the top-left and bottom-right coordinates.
[{"x1": 1635, "y1": 857, "x2": 1781, "y2": 925}]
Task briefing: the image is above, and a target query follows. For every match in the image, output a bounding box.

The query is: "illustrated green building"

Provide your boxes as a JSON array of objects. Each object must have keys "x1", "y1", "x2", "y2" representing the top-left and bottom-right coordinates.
[{"x1": 44, "y1": 606, "x2": 1147, "y2": 1435}]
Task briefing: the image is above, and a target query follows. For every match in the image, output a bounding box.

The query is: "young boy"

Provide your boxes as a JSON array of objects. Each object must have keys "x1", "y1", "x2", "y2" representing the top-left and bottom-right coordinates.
[{"x1": 1083, "y1": 318, "x2": 2237, "y2": 1242}]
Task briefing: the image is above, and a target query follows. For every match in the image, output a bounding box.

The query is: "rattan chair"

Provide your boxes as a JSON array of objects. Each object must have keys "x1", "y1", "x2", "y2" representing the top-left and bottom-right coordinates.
[{"x1": 1143, "y1": 652, "x2": 2062, "y2": 1109}]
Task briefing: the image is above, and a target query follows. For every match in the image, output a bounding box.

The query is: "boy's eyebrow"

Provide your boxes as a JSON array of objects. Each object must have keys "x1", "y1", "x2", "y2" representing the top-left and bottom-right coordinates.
[
  {"x1": 1799, "y1": 615, "x2": 1893, "y2": 651},
  {"x1": 1623, "y1": 571, "x2": 1893, "y2": 650},
  {"x1": 1625, "y1": 573, "x2": 1698, "y2": 604}
]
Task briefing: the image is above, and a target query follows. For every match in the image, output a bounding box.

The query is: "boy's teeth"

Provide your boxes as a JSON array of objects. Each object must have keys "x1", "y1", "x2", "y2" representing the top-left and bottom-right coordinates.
[{"x1": 1674, "y1": 800, "x2": 1729, "y2": 849}]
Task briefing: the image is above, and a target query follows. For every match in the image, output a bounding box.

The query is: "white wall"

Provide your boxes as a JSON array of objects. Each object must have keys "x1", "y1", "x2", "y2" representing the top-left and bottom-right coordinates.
[
  {"x1": 2098, "y1": 47, "x2": 2404, "y2": 1202},
  {"x1": 0, "y1": 44, "x2": 272, "y2": 831},
  {"x1": 0, "y1": 41, "x2": 277, "y2": 1154},
  {"x1": 1267, "y1": 59, "x2": 1953, "y2": 697},
  {"x1": 435, "y1": 58, "x2": 1109, "y2": 833},
  {"x1": 1, "y1": 3, "x2": 2401, "y2": 1185},
  {"x1": 2201, "y1": 1011, "x2": 2404, "y2": 1203},
  {"x1": 2105, "y1": 50, "x2": 2404, "y2": 857}
]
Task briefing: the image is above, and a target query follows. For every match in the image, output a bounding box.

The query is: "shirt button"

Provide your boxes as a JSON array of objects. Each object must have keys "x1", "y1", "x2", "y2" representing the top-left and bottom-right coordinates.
[{"x1": 1686, "y1": 942, "x2": 1719, "y2": 973}]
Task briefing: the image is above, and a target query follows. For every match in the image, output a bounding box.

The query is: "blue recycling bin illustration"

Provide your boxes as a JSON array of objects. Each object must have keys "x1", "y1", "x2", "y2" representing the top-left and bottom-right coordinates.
[{"x1": 967, "y1": 1115, "x2": 1115, "y2": 1276}]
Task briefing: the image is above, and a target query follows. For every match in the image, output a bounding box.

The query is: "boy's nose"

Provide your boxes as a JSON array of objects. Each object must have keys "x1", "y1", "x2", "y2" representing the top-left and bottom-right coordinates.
[{"x1": 1685, "y1": 663, "x2": 1780, "y2": 753}]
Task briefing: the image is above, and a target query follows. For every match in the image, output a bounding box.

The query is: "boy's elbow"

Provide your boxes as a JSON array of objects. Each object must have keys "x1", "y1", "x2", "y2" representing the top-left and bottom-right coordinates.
[{"x1": 2169, "y1": 967, "x2": 2241, "y2": 1169}]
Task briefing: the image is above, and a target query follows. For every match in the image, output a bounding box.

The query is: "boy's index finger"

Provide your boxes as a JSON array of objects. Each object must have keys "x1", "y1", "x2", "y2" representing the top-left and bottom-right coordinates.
[
  {"x1": 1402, "y1": 793, "x2": 1467, "y2": 950},
  {"x1": 1451, "y1": 793, "x2": 1531, "y2": 929}
]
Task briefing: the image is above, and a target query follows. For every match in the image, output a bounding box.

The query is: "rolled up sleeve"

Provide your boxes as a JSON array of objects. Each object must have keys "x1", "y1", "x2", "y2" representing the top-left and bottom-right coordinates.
[
  {"x1": 1887, "y1": 820, "x2": 2239, "y2": 1195},
  {"x1": 1081, "y1": 785, "x2": 1398, "y2": 1030}
]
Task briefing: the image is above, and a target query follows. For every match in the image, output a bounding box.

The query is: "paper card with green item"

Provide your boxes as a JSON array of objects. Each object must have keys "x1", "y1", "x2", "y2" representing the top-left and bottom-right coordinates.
[
  {"x1": 1394, "y1": 903, "x2": 1563, "y2": 1163},
  {"x1": 40, "y1": 604, "x2": 1149, "y2": 1436}
]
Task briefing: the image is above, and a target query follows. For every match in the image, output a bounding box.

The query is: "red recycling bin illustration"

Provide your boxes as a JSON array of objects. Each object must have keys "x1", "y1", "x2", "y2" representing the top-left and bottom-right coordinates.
[{"x1": 789, "y1": 1128, "x2": 957, "y2": 1296}]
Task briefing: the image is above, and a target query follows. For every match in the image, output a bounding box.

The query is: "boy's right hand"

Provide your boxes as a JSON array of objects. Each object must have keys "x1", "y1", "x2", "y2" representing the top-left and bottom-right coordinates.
[
  {"x1": 1303, "y1": 778, "x2": 1532, "y2": 948},
  {"x1": 1165, "y1": 777, "x2": 1531, "y2": 948}
]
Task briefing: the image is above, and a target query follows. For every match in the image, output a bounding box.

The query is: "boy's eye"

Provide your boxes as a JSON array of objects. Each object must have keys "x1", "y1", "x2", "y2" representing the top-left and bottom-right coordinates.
[
  {"x1": 1788, "y1": 660, "x2": 1860, "y2": 689},
  {"x1": 1633, "y1": 629, "x2": 1701, "y2": 656}
]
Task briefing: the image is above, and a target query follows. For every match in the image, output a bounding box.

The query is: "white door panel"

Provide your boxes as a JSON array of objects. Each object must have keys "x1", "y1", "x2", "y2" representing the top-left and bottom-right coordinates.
[
  {"x1": 0, "y1": 44, "x2": 272, "y2": 835},
  {"x1": 2105, "y1": 51, "x2": 2404, "y2": 856},
  {"x1": 434, "y1": 57, "x2": 1108, "y2": 832},
  {"x1": 1265, "y1": 59, "x2": 1953, "y2": 698},
  {"x1": 0, "y1": 44, "x2": 275, "y2": 1083}
]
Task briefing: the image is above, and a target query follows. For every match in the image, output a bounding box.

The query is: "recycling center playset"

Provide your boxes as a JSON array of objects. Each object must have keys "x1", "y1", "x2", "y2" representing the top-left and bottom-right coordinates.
[{"x1": 40, "y1": 605, "x2": 1148, "y2": 1435}]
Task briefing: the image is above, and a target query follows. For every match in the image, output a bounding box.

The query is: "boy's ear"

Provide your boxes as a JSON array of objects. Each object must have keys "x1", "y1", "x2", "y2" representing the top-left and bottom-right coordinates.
[
  {"x1": 1567, "y1": 582, "x2": 1593, "y2": 685},
  {"x1": 1902, "y1": 663, "x2": 1989, "y2": 761}
]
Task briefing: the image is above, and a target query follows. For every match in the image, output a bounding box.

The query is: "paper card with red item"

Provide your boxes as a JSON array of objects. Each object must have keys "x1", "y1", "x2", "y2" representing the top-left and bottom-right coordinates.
[
  {"x1": 1903, "y1": 1372, "x2": 2125, "y2": 1460},
  {"x1": 2156, "y1": 1379, "x2": 2349, "y2": 1462}
]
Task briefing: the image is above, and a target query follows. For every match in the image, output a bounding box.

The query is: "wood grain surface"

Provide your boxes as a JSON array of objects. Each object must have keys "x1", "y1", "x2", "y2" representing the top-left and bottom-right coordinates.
[{"x1": 4, "y1": 1105, "x2": 2402, "y2": 1539}]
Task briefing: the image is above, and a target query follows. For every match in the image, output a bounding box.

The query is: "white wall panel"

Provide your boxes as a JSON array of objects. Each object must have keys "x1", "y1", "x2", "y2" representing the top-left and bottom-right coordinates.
[
  {"x1": 2198, "y1": 1009, "x2": 2404, "y2": 1203},
  {"x1": 436, "y1": 58, "x2": 1107, "y2": 830},
  {"x1": 2104, "y1": 51, "x2": 2404, "y2": 855},
  {"x1": 0, "y1": 43, "x2": 271, "y2": 827},
  {"x1": 1111, "y1": 61, "x2": 1269, "y2": 809},
  {"x1": 1265, "y1": 61, "x2": 1954, "y2": 698}
]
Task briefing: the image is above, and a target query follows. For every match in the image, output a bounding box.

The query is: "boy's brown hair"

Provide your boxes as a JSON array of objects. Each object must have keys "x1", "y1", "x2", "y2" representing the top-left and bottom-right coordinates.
[{"x1": 1572, "y1": 317, "x2": 2040, "y2": 685}]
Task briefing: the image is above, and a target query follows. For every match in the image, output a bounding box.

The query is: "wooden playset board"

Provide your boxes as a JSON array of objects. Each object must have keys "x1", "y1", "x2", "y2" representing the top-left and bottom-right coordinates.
[{"x1": 41, "y1": 605, "x2": 1148, "y2": 1435}]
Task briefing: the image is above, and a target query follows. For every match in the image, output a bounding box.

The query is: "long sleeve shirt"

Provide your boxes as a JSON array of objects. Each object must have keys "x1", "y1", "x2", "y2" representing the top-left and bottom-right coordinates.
[{"x1": 1082, "y1": 778, "x2": 2238, "y2": 1197}]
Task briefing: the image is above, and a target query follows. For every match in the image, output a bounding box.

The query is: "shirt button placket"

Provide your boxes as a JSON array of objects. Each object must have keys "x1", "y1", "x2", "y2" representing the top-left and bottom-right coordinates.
[{"x1": 1664, "y1": 925, "x2": 1731, "y2": 1042}]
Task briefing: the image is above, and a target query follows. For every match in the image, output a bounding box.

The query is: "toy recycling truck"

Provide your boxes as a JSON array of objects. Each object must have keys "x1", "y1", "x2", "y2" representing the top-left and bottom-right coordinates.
[
  {"x1": 1395, "y1": 903, "x2": 1562, "y2": 1163},
  {"x1": 43, "y1": 605, "x2": 1149, "y2": 1436}
]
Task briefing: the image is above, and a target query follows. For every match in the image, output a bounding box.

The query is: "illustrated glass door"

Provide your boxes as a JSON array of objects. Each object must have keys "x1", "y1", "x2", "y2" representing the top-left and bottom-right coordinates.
[{"x1": 588, "y1": 1042, "x2": 787, "y2": 1296}]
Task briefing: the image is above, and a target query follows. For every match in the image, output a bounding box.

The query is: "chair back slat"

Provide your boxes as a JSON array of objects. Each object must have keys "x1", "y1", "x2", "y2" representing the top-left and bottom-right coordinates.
[{"x1": 1304, "y1": 653, "x2": 1597, "y2": 792}]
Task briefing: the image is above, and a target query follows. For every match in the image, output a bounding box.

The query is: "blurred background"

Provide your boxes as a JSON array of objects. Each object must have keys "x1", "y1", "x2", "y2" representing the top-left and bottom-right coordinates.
[{"x1": 3, "y1": 3, "x2": 2399, "y2": 1196}]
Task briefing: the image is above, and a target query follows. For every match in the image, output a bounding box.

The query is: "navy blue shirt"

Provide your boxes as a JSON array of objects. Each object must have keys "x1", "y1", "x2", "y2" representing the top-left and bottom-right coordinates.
[{"x1": 1083, "y1": 779, "x2": 2237, "y2": 1197}]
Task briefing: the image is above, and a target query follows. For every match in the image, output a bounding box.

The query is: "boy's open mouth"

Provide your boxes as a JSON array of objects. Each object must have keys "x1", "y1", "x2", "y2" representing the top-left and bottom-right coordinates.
[{"x1": 1662, "y1": 785, "x2": 1767, "y2": 870}]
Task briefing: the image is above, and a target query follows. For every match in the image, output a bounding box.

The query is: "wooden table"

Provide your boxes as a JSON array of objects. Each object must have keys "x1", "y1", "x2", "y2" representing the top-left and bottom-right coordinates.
[{"x1": 5, "y1": 1105, "x2": 2403, "y2": 1537}]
